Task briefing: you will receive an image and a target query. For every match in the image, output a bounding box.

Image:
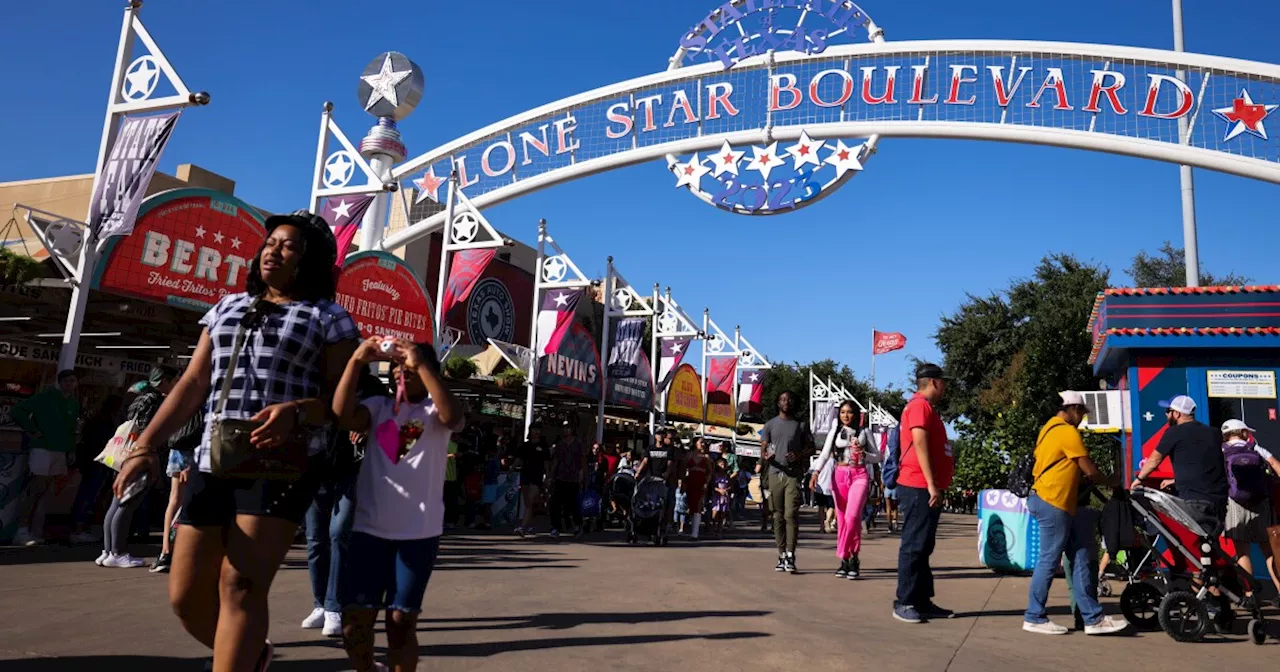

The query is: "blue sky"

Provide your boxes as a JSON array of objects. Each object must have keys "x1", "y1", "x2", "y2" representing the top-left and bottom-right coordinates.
[{"x1": 3, "y1": 0, "x2": 1279, "y2": 390}]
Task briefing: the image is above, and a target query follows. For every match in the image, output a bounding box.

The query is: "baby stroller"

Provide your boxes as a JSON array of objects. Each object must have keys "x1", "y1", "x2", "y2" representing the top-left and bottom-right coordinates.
[
  {"x1": 1123, "y1": 486, "x2": 1269, "y2": 644},
  {"x1": 579, "y1": 489, "x2": 602, "y2": 533},
  {"x1": 608, "y1": 467, "x2": 636, "y2": 531},
  {"x1": 628, "y1": 476, "x2": 669, "y2": 546}
]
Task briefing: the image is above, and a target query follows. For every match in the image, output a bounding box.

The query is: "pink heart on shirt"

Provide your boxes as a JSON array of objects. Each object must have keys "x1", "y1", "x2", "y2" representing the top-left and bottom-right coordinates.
[{"x1": 375, "y1": 419, "x2": 401, "y2": 464}]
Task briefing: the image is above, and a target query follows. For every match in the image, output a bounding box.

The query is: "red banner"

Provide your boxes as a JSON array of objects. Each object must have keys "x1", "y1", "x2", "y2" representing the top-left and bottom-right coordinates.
[
  {"x1": 335, "y1": 251, "x2": 434, "y2": 344},
  {"x1": 441, "y1": 249, "x2": 497, "y2": 318},
  {"x1": 706, "y1": 356, "x2": 737, "y2": 405},
  {"x1": 873, "y1": 330, "x2": 907, "y2": 355},
  {"x1": 93, "y1": 188, "x2": 267, "y2": 311}
]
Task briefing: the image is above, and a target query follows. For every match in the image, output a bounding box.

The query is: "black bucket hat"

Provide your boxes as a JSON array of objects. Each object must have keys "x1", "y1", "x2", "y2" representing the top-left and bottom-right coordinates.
[{"x1": 263, "y1": 210, "x2": 338, "y2": 268}]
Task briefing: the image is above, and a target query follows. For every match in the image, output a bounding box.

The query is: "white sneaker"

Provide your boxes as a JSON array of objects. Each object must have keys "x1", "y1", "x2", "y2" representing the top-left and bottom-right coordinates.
[
  {"x1": 94, "y1": 551, "x2": 111, "y2": 566},
  {"x1": 1084, "y1": 615, "x2": 1129, "y2": 635},
  {"x1": 104, "y1": 553, "x2": 146, "y2": 568},
  {"x1": 322, "y1": 611, "x2": 342, "y2": 637},
  {"x1": 1023, "y1": 620, "x2": 1069, "y2": 635},
  {"x1": 12, "y1": 528, "x2": 41, "y2": 546},
  {"x1": 70, "y1": 531, "x2": 98, "y2": 545},
  {"x1": 301, "y1": 607, "x2": 326, "y2": 629}
]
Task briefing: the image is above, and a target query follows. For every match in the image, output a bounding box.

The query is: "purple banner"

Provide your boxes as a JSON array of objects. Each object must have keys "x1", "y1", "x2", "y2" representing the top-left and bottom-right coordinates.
[{"x1": 90, "y1": 111, "x2": 181, "y2": 240}]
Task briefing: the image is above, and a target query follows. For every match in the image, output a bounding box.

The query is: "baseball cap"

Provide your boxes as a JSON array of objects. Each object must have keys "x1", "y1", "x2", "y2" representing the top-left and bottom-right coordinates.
[
  {"x1": 1221, "y1": 419, "x2": 1255, "y2": 434},
  {"x1": 263, "y1": 210, "x2": 338, "y2": 268},
  {"x1": 1059, "y1": 390, "x2": 1088, "y2": 408},
  {"x1": 915, "y1": 363, "x2": 950, "y2": 380},
  {"x1": 1158, "y1": 395, "x2": 1197, "y2": 415}
]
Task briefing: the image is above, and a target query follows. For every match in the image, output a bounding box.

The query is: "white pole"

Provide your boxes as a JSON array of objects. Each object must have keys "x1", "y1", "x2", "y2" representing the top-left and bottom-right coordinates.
[
  {"x1": 433, "y1": 170, "x2": 457, "y2": 339},
  {"x1": 648, "y1": 283, "x2": 659, "y2": 435},
  {"x1": 594, "y1": 257, "x2": 615, "y2": 444},
  {"x1": 660, "y1": 287, "x2": 674, "y2": 427},
  {"x1": 357, "y1": 156, "x2": 393, "y2": 254},
  {"x1": 310, "y1": 102, "x2": 333, "y2": 214},
  {"x1": 1172, "y1": 0, "x2": 1200, "y2": 287},
  {"x1": 733, "y1": 325, "x2": 742, "y2": 426},
  {"x1": 700, "y1": 308, "x2": 709, "y2": 437},
  {"x1": 523, "y1": 220, "x2": 546, "y2": 440},
  {"x1": 58, "y1": 3, "x2": 138, "y2": 373},
  {"x1": 870, "y1": 326, "x2": 876, "y2": 394}
]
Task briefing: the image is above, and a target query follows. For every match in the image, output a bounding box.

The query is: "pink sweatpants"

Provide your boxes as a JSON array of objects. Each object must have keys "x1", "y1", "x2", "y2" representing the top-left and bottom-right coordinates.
[{"x1": 833, "y1": 465, "x2": 870, "y2": 559}]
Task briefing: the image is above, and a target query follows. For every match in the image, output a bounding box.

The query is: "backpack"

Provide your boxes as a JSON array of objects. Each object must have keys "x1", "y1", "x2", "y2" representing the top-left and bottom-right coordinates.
[
  {"x1": 1007, "y1": 425, "x2": 1065, "y2": 499},
  {"x1": 1223, "y1": 441, "x2": 1268, "y2": 505},
  {"x1": 882, "y1": 426, "x2": 902, "y2": 489}
]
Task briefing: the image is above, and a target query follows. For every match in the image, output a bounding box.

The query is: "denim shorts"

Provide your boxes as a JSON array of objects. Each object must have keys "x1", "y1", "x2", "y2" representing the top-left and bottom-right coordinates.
[
  {"x1": 166, "y1": 449, "x2": 194, "y2": 478},
  {"x1": 341, "y1": 532, "x2": 441, "y2": 613}
]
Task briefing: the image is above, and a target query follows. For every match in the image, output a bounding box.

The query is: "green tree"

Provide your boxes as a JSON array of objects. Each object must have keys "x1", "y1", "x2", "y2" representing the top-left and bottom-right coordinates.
[{"x1": 1126, "y1": 241, "x2": 1250, "y2": 288}]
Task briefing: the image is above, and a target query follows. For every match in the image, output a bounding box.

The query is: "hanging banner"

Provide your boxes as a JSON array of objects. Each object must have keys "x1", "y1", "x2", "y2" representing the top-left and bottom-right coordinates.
[
  {"x1": 441, "y1": 249, "x2": 498, "y2": 318},
  {"x1": 737, "y1": 367, "x2": 765, "y2": 416},
  {"x1": 90, "y1": 111, "x2": 182, "y2": 240},
  {"x1": 665, "y1": 363, "x2": 703, "y2": 421},
  {"x1": 657, "y1": 336, "x2": 692, "y2": 392},
  {"x1": 93, "y1": 188, "x2": 266, "y2": 312},
  {"x1": 536, "y1": 322, "x2": 601, "y2": 399},
  {"x1": 706, "y1": 356, "x2": 737, "y2": 405},
  {"x1": 607, "y1": 350, "x2": 653, "y2": 410},
  {"x1": 607, "y1": 317, "x2": 646, "y2": 379},
  {"x1": 336, "y1": 251, "x2": 434, "y2": 344},
  {"x1": 321, "y1": 195, "x2": 375, "y2": 264},
  {"x1": 813, "y1": 400, "x2": 839, "y2": 437}
]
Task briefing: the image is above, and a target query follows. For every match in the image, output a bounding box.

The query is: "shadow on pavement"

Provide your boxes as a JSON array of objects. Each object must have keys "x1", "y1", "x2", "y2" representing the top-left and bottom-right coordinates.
[
  {"x1": 423, "y1": 631, "x2": 770, "y2": 657},
  {"x1": 412, "y1": 609, "x2": 771, "y2": 632},
  {"x1": 0, "y1": 655, "x2": 366, "y2": 672}
]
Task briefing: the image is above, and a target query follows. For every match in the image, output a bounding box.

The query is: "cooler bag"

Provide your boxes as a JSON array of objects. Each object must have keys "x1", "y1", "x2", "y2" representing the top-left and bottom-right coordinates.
[{"x1": 977, "y1": 489, "x2": 1040, "y2": 573}]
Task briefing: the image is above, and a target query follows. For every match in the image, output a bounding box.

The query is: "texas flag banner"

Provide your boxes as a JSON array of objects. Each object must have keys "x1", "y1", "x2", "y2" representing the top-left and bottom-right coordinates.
[
  {"x1": 706, "y1": 356, "x2": 737, "y2": 405},
  {"x1": 322, "y1": 195, "x2": 375, "y2": 265},
  {"x1": 441, "y1": 249, "x2": 498, "y2": 318},
  {"x1": 873, "y1": 330, "x2": 907, "y2": 355},
  {"x1": 737, "y1": 367, "x2": 765, "y2": 416},
  {"x1": 535, "y1": 288, "x2": 583, "y2": 356},
  {"x1": 656, "y1": 336, "x2": 691, "y2": 392}
]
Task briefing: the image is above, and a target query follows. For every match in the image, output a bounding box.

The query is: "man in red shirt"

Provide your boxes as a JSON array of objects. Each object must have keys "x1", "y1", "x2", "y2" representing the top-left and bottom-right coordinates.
[{"x1": 893, "y1": 363, "x2": 955, "y2": 624}]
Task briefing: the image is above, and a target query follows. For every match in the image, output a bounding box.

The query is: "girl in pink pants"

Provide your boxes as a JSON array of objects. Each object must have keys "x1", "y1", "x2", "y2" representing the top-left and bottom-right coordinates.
[{"x1": 812, "y1": 401, "x2": 882, "y2": 579}]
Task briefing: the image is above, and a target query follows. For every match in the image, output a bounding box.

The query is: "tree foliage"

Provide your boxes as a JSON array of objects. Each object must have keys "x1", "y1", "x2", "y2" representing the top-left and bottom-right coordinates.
[
  {"x1": 1126, "y1": 241, "x2": 1250, "y2": 288},
  {"x1": 757, "y1": 359, "x2": 907, "y2": 424}
]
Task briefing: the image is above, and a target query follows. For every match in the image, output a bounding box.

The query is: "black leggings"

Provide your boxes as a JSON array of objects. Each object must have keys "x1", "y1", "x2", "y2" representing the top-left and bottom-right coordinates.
[{"x1": 549, "y1": 481, "x2": 581, "y2": 531}]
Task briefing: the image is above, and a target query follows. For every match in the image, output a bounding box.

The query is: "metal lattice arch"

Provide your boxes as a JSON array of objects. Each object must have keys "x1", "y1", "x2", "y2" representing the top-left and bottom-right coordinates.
[{"x1": 379, "y1": 39, "x2": 1280, "y2": 251}]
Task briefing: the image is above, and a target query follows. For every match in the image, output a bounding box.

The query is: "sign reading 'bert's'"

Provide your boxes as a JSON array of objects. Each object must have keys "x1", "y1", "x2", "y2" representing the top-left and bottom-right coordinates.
[{"x1": 94, "y1": 189, "x2": 267, "y2": 311}]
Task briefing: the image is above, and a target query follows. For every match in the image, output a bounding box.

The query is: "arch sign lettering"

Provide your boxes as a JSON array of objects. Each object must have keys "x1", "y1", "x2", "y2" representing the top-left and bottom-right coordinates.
[{"x1": 374, "y1": 0, "x2": 1280, "y2": 251}]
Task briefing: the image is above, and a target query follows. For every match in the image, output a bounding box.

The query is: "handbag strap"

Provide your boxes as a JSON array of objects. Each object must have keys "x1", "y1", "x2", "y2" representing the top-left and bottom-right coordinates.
[
  {"x1": 1031, "y1": 424, "x2": 1068, "y2": 485},
  {"x1": 214, "y1": 320, "x2": 251, "y2": 417}
]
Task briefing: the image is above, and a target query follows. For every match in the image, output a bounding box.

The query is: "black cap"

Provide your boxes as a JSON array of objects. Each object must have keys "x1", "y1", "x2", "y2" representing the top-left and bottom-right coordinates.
[
  {"x1": 915, "y1": 363, "x2": 950, "y2": 380},
  {"x1": 264, "y1": 210, "x2": 338, "y2": 268}
]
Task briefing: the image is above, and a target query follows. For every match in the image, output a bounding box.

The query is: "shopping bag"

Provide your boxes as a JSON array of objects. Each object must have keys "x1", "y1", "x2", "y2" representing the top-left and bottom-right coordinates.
[{"x1": 94, "y1": 418, "x2": 138, "y2": 472}]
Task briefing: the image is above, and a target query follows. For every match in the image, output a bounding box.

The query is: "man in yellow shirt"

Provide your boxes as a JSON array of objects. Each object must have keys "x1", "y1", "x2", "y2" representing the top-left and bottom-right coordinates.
[{"x1": 1023, "y1": 391, "x2": 1127, "y2": 636}]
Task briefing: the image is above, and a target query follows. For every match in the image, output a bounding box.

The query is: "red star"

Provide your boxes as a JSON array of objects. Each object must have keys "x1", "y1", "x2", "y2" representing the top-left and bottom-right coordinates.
[
  {"x1": 760, "y1": 154, "x2": 772, "y2": 165},
  {"x1": 798, "y1": 145, "x2": 810, "y2": 156},
  {"x1": 684, "y1": 165, "x2": 695, "y2": 175},
  {"x1": 1225, "y1": 98, "x2": 1269, "y2": 130},
  {"x1": 837, "y1": 149, "x2": 850, "y2": 161},
  {"x1": 722, "y1": 153, "x2": 734, "y2": 164}
]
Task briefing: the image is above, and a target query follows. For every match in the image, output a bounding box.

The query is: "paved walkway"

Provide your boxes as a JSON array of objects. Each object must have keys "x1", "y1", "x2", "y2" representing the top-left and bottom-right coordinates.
[{"x1": 1, "y1": 511, "x2": 1277, "y2": 671}]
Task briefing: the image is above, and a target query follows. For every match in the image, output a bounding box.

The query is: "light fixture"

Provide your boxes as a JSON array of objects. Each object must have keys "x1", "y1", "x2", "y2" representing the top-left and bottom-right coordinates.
[
  {"x1": 38, "y1": 332, "x2": 122, "y2": 338},
  {"x1": 95, "y1": 345, "x2": 170, "y2": 350}
]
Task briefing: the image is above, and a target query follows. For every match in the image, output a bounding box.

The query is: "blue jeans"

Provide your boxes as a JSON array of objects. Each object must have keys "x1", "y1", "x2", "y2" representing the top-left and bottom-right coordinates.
[
  {"x1": 896, "y1": 485, "x2": 942, "y2": 607},
  {"x1": 1025, "y1": 493, "x2": 1105, "y2": 625},
  {"x1": 305, "y1": 473, "x2": 356, "y2": 612},
  {"x1": 341, "y1": 532, "x2": 441, "y2": 613}
]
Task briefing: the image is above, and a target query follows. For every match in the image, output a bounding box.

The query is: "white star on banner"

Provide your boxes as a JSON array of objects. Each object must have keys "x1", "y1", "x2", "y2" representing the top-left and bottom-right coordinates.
[
  {"x1": 711, "y1": 141, "x2": 745, "y2": 177},
  {"x1": 673, "y1": 153, "x2": 711, "y2": 189},
  {"x1": 413, "y1": 166, "x2": 447, "y2": 204},
  {"x1": 745, "y1": 142, "x2": 782, "y2": 181},
  {"x1": 230, "y1": 237, "x2": 242, "y2": 250},
  {"x1": 672, "y1": 342, "x2": 684, "y2": 353},
  {"x1": 785, "y1": 131, "x2": 826, "y2": 170},
  {"x1": 1143, "y1": 411, "x2": 1154, "y2": 422},
  {"x1": 362, "y1": 54, "x2": 412, "y2": 111},
  {"x1": 749, "y1": 372, "x2": 759, "y2": 382},
  {"x1": 552, "y1": 292, "x2": 569, "y2": 307},
  {"x1": 823, "y1": 140, "x2": 865, "y2": 180},
  {"x1": 194, "y1": 225, "x2": 206, "y2": 239},
  {"x1": 212, "y1": 231, "x2": 224, "y2": 244},
  {"x1": 332, "y1": 199, "x2": 354, "y2": 221}
]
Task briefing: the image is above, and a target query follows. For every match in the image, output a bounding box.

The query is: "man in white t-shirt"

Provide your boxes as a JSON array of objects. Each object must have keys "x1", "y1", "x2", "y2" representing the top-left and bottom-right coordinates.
[{"x1": 332, "y1": 337, "x2": 464, "y2": 672}]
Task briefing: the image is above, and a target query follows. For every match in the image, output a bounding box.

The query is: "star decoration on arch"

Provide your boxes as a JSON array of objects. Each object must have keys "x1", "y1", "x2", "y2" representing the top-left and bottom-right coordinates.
[
  {"x1": 785, "y1": 131, "x2": 826, "y2": 170},
  {"x1": 745, "y1": 142, "x2": 782, "y2": 181},
  {"x1": 673, "y1": 153, "x2": 711, "y2": 189},
  {"x1": 362, "y1": 53, "x2": 412, "y2": 111},
  {"x1": 711, "y1": 141, "x2": 745, "y2": 177},
  {"x1": 823, "y1": 140, "x2": 864, "y2": 180},
  {"x1": 121, "y1": 57, "x2": 160, "y2": 101},
  {"x1": 323, "y1": 152, "x2": 355, "y2": 188},
  {"x1": 1213, "y1": 89, "x2": 1277, "y2": 141},
  {"x1": 413, "y1": 166, "x2": 447, "y2": 203}
]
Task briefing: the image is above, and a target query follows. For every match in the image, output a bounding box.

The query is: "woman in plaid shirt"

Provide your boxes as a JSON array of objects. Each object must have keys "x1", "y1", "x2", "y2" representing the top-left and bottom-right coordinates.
[{"x1": 114, "y1": 211, "x2": 360, "y2": 672}]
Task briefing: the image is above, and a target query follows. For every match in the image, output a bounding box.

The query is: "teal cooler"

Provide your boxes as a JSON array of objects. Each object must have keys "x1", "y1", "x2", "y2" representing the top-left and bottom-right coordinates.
[{"x1": 977, "y1": 489, "x2": 1040, "y2": 572}]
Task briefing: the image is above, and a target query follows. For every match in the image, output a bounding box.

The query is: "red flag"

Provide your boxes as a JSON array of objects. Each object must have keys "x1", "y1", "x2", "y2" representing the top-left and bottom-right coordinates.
[
  {"x1": 441, "y1": 249, "x2": 497, "y2": 318},
  {"x1": 321, "y1": 195, "x2": 375, "y2": 267},
  {"x1": 873, "y1": 330, "x2": 907, "y2": 355},
  {"x1": 706, "y1": 357, "x2": 737, "y2": 405}
]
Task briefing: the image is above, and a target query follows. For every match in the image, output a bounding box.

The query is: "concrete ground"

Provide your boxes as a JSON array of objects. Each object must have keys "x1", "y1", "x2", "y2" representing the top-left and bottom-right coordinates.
[{"x1": 1, "y1": 510, "x2": 1277, "y2": 671}]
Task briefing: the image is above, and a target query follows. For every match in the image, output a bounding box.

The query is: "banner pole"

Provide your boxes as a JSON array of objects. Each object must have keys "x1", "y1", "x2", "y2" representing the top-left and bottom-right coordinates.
[
  {"x1": 594, "y1": 258, "x2": 614, "y2": 444},
  {"x1": 523, "y1": 220, "x2": 546, "y2": 441},
  {"x1": 700, "y1": 308, "x2": 709, "y2": 437},
  {"x1": 870, "y1": 326, "x2": 876, "y2": 394},
  {"x1": 433, "y1": 170, "x2": 457, "y2": 341},
  {"x1": 649, "y1": 283, "x2": 659, "y2": 436}
]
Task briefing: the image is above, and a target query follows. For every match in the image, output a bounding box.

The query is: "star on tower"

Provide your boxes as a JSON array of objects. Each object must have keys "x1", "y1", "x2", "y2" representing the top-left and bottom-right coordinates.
[{"x1": 361, "y1": 53, "x2": 412, "y2": 111}]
